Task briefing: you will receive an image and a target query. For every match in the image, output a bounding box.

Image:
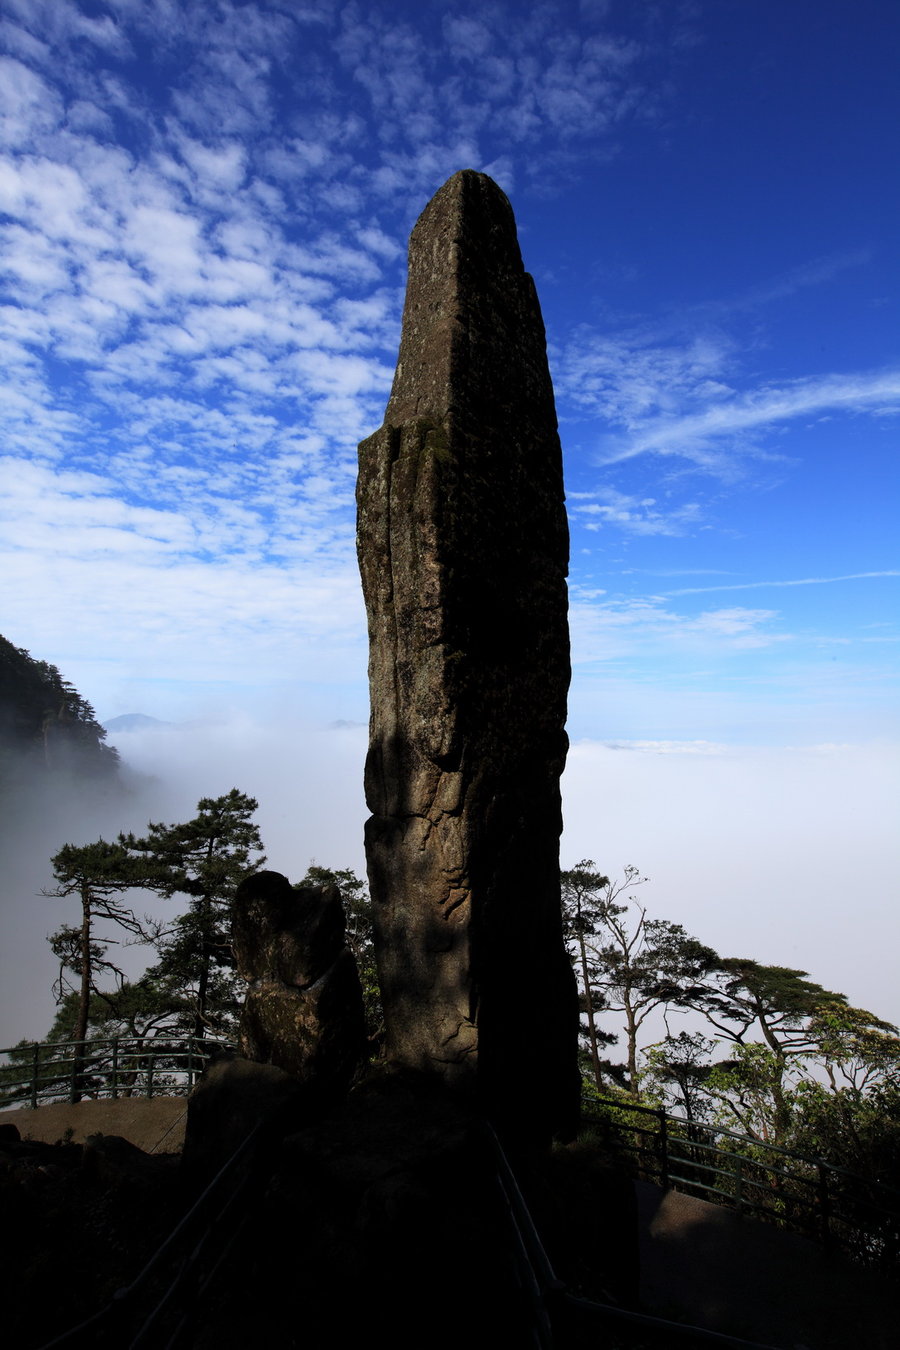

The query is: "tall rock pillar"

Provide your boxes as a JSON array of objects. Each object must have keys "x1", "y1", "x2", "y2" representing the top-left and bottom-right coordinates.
[{"x1": 357, "y1": 170, "x2": 579, "y2": 1142}]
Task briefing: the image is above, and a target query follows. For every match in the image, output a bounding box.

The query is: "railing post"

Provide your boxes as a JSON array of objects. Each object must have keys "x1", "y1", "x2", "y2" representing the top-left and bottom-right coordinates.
[
  {"x1": 70, "y1": 1039, "x2": 86, "y2": 1105},
  {"x1": 111, "y1": 1037, "x2": 119, "y2": 1100},
  {"x1": 658, "y1": 1109, "x2": 669, "y2": 1190},
  {"x1": 733, "y1": 1152, "x2": 744, "y2": 1213},
  {"x1": 146, "y1": 1052, "x2": 155, "y2": 1099},
  {"x1": 31, "y1": 1042, "x2": 39, "y2": 1110}
]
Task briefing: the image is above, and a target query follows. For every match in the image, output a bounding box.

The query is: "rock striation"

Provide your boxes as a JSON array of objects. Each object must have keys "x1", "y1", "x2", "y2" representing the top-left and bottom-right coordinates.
[{"x1": 357, "y1": 170, "x2": 579, "y2": 1142}]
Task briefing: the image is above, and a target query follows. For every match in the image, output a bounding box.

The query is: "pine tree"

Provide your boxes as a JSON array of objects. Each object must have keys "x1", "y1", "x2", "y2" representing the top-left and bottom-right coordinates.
[
  {"x1": 561, "y1": 861, "x2": 718, "y2": 1095},
  {"x1": 122, "y1": 790, "x2": 265, "y2": 1040},
  {"x1": 43, "y1": 839, "x2": 154, "y2": 1100},
  {"x1": 560, "y1": 860, "x2": 615, "y2": 1091}
]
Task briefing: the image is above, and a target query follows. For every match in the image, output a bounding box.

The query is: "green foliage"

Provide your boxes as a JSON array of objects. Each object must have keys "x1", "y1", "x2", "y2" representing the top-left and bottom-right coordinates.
[
  {"x1": 641, "y1": 1031, "x2": 718, "y2": 1123},
  {"x1": 122, "y1": 788, "x2": 265, "y2": 902},
  {"x1": 44, "y1": 838, "x2": 158, "y2": 1063},
  {"x1": 565, "y1": 848, "x2": 900, "y2": 1194},
  {"x1": 811, "y1": 1004, "x2": 900, "y2": 1095},
  {"x1": 791, "y1": 1080, "x2": 900, "y2": 1185},
  {"x1": 640, "y1": 1004, "x2": 900, "y2": 1158},
  {"x1": 704, "y1": 1042, "x2": 797, "y2": 1142},
  {"x1": 686, "y1": 960, "x2": 879, "y2": 1142},
  {"x1": 121, "y1": 789, "x2": 266, "y2": 1040},
  {"x1": 0, "y1": 1038, "x2": 63, "y2": 1107},
  {"x1": 48, "y1": 972, "x2": 198, "y2": 1044},
  {"x1": 786, "y1": 1007, "x2": 900, "y2": 1185},
  {"x1": 560, "y1": 860, "x2": 616, "y2": 1091},
  {"x1": 28, "y1": 791, "x2": 264, "y2": 1054},
  {"x1": 561, "y1": 861, "x2": 717, "y2": 1095},
  {"x1": 698, "y1": 959, "x2": 849, "y2": 1056}
]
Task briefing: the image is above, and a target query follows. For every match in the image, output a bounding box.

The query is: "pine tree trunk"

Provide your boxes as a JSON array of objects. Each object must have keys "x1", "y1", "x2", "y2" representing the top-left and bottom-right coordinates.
[
  {"x1": 194, "y1": 953, "x2": 208, "y2": 1042},
  {"x1": 72, "y1": 885, "x2": 92, "y2": 1103},
  {"x1": 577, "y1": 929, "x2": 603, "y2": 1090},
  {"x1": 625, "y1": 1004, "x2": 639, "y2": 1096},
  {"x1": 193, "y1": 890, "x2": 212, "y2": 1042}
]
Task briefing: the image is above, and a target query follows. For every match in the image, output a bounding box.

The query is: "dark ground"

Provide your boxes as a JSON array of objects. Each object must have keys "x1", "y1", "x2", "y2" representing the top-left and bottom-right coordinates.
[{"x1": 3, "y1": 1085, "x2": 899, "y2": 1349}]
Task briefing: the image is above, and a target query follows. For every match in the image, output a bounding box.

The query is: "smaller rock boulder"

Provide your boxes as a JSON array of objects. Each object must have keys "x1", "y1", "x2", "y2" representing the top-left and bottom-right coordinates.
[
  {"x1": 181, "y1": 1053, "x2": 303, "y2": 1183},
  {"x1": 232, "y1": 870, "x2": 367, "y2": 1091}
]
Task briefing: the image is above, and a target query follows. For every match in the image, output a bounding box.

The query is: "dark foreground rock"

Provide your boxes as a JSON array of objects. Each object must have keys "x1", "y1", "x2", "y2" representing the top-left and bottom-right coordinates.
[
  {"x1": 8, "y1": 1087, "x2": 899, "y2": 1350},
  {"x1": 3, "y1": 1077, "x2": 639, "y2": 1349},
  {"x1": 178, "y1": 1072, "x2": 641, "y2": 1350},
  {"x1": 179, "y1": 1053, "x2": 305, "y2": 1185},
  {"x1": 0, "y1": 1124, "x2": 181, "y2": 1349}
]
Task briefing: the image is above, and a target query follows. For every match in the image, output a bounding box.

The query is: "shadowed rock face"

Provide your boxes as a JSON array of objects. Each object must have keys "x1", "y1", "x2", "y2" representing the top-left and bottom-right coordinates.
[
  {"x1": 357, "y1": 170, "x2": 579, "y2": 1142},
  {"x1": 232, "y1": 870, "x2": 366, "y2": 1092}
]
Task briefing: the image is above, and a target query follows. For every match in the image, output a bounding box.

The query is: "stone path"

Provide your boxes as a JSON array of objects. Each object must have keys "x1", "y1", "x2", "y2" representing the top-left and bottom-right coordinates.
[
  {"x1": 0, "y1": 1095, "x2": 188, "y2": 1152},
  {"x1": 637, "y1": 1180, "x2": 900, "y2": 1349}
]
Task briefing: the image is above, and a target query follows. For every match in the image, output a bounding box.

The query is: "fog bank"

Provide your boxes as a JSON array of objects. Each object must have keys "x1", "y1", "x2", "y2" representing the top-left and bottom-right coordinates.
[{"x1": 2, "y1": 721, "x2": 896, "y2": 1046}]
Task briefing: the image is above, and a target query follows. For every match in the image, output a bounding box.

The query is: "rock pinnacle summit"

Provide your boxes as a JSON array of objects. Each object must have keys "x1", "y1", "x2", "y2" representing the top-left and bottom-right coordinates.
[{"x1": 357, "y1": 170, "x2": 579, "y2": 1143}]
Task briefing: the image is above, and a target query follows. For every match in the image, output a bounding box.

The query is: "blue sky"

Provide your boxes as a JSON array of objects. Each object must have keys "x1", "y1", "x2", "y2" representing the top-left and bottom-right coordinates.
[{"x1": 1, "y1": 0, "x2": 898, "y2": 1039}]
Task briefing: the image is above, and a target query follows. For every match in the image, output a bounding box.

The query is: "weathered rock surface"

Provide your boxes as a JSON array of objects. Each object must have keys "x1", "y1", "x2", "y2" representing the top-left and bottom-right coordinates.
[
  {"x1": 357, "y1": 169, "x2": 579, "y2": 1142},
  {"x1": 232, "y1": 870, "x2": 366, "y2": 1092}
]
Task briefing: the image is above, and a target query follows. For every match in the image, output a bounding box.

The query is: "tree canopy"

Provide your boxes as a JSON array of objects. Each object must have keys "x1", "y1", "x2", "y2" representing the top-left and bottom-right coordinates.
[
  {"x1": 561, "y1": 859, "x2": 900, "y2": 1180},
  {"x1": 42, "y1": 838, "x2": 158, "y2": 1100},
  {"x1": 561, "y1": 861, "x2": 717, "y2": 1094},
  {"x1": 121, "y1": 789, "x2": 266, "y2": 1040}
]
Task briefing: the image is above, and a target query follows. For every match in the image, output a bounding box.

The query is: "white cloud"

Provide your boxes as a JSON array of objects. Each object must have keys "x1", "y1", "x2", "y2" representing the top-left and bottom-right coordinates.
[
  {"x1": 595, "y1": 739, "x2": 729, "y2": 755},
  {"x1": 569, "y1": 592, "x2": 788, "y2": 663},
  {"x1": 0, "y1": 55, "x2": 62, "y2": 144},
  {"x1": 0, "y1": 17, "x2": 52, "y2": 67},
  {"x1": 667, "y1": 571, "x2": 900, "y2": 597},
  {"x1": 562, "y1": 738, "x2": 900, "y2": 1024},
  {"x1": 570, "y1": 487, "x2": 704, "y2": 535},
  {"x1": 689, "y1": 608, "x2": 783, "y2": 645},
  {"x1": 599, "y1": 367, "x2": 900, "y2": 467},
  {"x1": 175, "y1": 135, "x2": 247, "y2": 192},
  {"x1": 0, "y1": 1, "x2": 894, "y2": 796},
  {"x1": 442, "y1": 15, "x2": 493, "y2": 61},
  {"x1": 724, "y1": 248, "x2": 872, "y2": 311},
  {"x1": 0, "y1": 713, "x2": 371, "y2": 1045},
  {"x1": 572, "y1": 330, "x2": 735, "y2": 420},
  {"x1": 557, "y1": 248, "x2": 899, "y2": 496}
]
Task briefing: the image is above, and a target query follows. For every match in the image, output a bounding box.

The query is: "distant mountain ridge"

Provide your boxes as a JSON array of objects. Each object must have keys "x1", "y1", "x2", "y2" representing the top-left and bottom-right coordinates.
[{"x1": 103, "y1": 714, "x2": 175, "y2": 733}]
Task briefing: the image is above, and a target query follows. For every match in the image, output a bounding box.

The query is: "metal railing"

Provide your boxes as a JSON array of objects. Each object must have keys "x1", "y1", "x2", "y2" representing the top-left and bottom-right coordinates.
[
  {"x1": 0, "y1": 1036, "x2": 234, "y2": 1109},
  {"x1": 485, "y1": 1121, "x2": 783, "y2": 1350},
  {"x1": 582, "y1": 1095, "x2": 900, "y2": 1272}
]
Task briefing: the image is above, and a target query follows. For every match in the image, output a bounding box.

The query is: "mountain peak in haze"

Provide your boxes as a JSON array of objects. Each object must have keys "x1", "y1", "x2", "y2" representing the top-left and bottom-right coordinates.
[{"x1": 103, "y1": 714, "x2": 174, "y2": 733}]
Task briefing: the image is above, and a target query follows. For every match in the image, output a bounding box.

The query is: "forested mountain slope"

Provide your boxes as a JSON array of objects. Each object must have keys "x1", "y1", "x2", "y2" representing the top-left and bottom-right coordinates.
[{"x1": 0, "y1": 634, "x2": 119, "y2": 781}]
